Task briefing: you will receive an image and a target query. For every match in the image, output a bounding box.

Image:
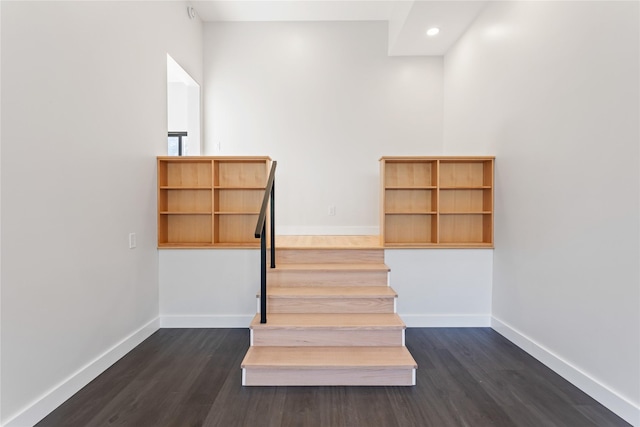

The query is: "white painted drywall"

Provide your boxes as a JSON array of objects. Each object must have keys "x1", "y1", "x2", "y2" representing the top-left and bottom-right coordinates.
[
  {"x1": 168, "y1": 82, "x2": 202, "y2": 155},
  {"x1": 203, "y1": 21, "x2": 443, "y2": 235},
  {"x1": 0, "y1": 1, "x2": 202, "y2": 424},
  {"x1": 386, "y1": 249, "x2": 492, "y2": 326},
  {"x1": 168, "y1": 82, "x2": 189, "y2": 131},
  {"x1": 0, "y1": 2, "x2": 3, "y2": 422},
  {"x1": 444, "y1": 1, "x2": 639, "y2": 423},
  {"x1": 159, "y1": 248, "x2": 492, "y2": 327},
  {"x1": 186, "y1": 84, "x2": 202, "y2": 155},
  {"x1": 159, "y1": 250, "x2": 259, "y2": 327}
]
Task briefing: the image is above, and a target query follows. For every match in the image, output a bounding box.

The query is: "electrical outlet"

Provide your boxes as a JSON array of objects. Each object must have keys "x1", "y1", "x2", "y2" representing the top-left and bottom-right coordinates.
[
  {"x1": 215, "y1": 141, "x2": 221, "y2": 152},
  {"x1": 129, "y1": 233, "x2": 137, "y2": 249},
  {"x1": 328, "y1": 206, "x2": 336, "y2": 216}
]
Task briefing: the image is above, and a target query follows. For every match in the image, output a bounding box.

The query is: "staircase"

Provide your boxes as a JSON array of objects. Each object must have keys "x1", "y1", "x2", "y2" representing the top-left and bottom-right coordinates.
[{"x1": 241, "y1": 236, "x2": 417, "y2": 386}]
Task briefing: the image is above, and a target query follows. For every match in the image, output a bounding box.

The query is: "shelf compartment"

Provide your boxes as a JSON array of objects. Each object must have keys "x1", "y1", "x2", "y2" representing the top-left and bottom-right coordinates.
[
  {"x1": 439, "y1": 160, "x2": 492, "y2": 188},
  {"x1": 159, "y1": 189, "x2": 212, "y2": 213},
  {"x1": 384, "y1": 161, "x2": 437, "y2": 188},
  {"x1": 439, "y1": 214, "x2": 492, "y2": 244},
  {"x1": 214, "y1": 161, "x2": 267, "y2": 188},
  {"x1": 214, "y1": 214, "x2": 260, "y2": 244},
  {"x1": 214, "y1": 189, "x2": 264, "y2": 214},
  {"x1": 385, "y1": 189, "x2": 436, "y2": 214},
  {"x1": 159, "y1": 160, "x2": 212, "y2": 188},
  {"x1": 384, "y1": 214, "x2": 437, "y2": 244},
  {"x1": 159, "y1": 214, "x2": 213, "y2": 245},
  {"x1": 439, "y1": 188, "x2": 492, "y2": 214}
]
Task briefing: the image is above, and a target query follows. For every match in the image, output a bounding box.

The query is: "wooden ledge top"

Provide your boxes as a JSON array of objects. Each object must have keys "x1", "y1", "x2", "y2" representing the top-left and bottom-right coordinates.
[
  {"x1": 380, "y1": 156, "x2": 495, "y2": 161},
  {"x1": 157, "y1": 156, "x2": 271, "y2": 161}
]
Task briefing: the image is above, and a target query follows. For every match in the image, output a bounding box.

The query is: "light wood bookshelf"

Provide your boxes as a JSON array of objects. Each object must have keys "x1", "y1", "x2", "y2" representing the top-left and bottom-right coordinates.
[
  {"x1": 380, "y1": 156, "x2": 494, "y2": 248},
  {"x1": 158, "y1": 156, "x2": 271, "y2": 248}
]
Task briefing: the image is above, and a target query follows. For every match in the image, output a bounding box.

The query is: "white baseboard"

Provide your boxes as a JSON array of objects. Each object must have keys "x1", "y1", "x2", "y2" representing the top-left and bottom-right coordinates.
[
  {"x1": 402, "y1": 314, "x2": 491, "y2": 327},
  {"x1": 491, "y1": 317, "x2": 640, "y2": 427},
  {"x1": 276, "y1": 226, "x2": 379, "y2": 236},
  {"x1": 160, "y1": 315, "x2": 254, "y2": 328},
  {"x1": 4, "y1": 317, "x2": 160, "y2": 427}
]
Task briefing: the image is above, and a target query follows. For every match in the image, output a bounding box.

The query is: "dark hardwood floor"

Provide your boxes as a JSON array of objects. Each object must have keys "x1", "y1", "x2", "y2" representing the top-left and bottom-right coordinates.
[{"x1": 37, "y1": 328, "x2": 630, "y2": 427}]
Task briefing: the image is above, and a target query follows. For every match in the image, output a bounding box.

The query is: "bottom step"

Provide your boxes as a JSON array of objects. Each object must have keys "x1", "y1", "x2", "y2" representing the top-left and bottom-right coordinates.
[{"x1": 241, "y1": 346, "x2": 417, "y2": 386}]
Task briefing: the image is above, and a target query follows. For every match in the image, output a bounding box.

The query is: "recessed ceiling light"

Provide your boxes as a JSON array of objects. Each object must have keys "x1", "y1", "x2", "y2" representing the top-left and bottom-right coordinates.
[{"x1": 426, "y1": 28, "x2": 440, "y2": 37}]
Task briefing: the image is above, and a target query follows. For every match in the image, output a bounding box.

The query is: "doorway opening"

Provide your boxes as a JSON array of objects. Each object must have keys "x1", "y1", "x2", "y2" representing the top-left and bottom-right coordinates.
[{"x1": 167, "y1": 54, "x2": 200, "y2": 155}]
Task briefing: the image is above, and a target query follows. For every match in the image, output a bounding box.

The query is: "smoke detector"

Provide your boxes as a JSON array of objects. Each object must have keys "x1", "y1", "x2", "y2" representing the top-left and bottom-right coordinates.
[{"x1": 187, "y1": 6, "x2": 196, "y2": 20}]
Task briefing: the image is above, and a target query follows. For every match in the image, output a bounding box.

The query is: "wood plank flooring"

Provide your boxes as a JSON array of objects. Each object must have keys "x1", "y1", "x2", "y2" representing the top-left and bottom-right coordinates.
[{"x1": 36, "y1": 328, "x2": 630, "y2": 427}]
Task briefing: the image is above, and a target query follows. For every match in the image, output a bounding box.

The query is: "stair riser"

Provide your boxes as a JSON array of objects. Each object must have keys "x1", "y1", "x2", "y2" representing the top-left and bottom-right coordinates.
[
  {"x1": 273, "y1": 249, "x2": 384, "y2": 265},
  {"x1": 268, "y1": 271, "x2": 388, "y2": 287},
  {"x1": 266, "y1": 298, "x2": 395, "y2": 314},
  {"x1": 243, "y1": 368, "x2": 415, "y2": 386},
  {"x1": 252, "y1": 329, "x2": 403, "y2": 346}
]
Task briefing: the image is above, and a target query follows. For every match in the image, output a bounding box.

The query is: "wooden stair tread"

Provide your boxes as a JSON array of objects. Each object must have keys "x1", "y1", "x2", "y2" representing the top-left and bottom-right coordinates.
[
  {"x1": 275, "y1": 235, "x2": 382, "y2": 249},
  {"x1": 274, "y1": 248, "x2": 384, "y2": 265},
  {"x1": 272, "y1": 263, "x2": 389, "y2": 271},
  {"x1": 266, "y1": 286, "x2": 397, "y2": 298},
  {"x1": 242, "y1": 346, "x2": 417, "y2": 369},
  {"x1": 250, "y1": 313, "x2": 405, "y2": 329}
]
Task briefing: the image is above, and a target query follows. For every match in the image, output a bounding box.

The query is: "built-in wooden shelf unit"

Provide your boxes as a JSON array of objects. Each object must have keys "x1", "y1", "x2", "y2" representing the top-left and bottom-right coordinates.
[
  {"x1": 158, "y1": 156, "x2": 271, "y2": 248},
  {"x1": 380, "y1": 156, "x2": 494, "y2": 248}
]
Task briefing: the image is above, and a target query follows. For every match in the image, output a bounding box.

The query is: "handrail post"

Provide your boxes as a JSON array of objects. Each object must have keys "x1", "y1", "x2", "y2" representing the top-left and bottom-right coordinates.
[
  {"x1": 260, "y1": 222, "x2": 267, "y2": 324},
  {"x1": 255, "y1": 161, "x2": 277, "y2": 325},
  {"x1": 270, "y1": 180, "x2": 275, "y2": 269}
]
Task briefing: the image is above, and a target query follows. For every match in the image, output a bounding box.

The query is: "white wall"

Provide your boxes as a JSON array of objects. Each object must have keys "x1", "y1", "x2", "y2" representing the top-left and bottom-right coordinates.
[
  {"x1": 0, "y1": 1, "x2": 202, "y2": 425},
  {"x1": 186, "y1": 84, "x2": 201, "y2": 155},
  {"x1": 204, "y1": 21, "x2": 443, "y2": 234},
  {"x1": 159, "y1": 250, "x2": 259, "y2": 327},
  {"x1": 168, "y1": 82, "x2": 201, "y2": 155},
  {"x1": 0, "y1": 3, "x2": 3, "y2": 422},
  {"x1": 159, "y1": 249, "x2": 493, "y2": 328},
  {"x1": 168, "y1": 82, "x2": 189, "y2": 131},
  {"x1": 386, "y1": 249, "x2": 492, "y2": 326},
  {"x1": 443, "y1": 1, "x2": 639, "y2": 424}
]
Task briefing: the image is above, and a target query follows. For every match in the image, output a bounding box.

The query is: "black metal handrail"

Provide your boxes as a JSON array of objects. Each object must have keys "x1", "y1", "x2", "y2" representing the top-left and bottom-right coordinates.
[{"x1": 255, "y1": 161, "x2": 277, "y2": 324}]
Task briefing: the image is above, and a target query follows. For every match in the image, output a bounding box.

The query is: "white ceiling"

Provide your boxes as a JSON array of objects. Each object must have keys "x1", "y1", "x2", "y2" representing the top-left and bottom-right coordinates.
[{"x1": 190, "y1": 0, "x2": 488, "y2": 56}]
